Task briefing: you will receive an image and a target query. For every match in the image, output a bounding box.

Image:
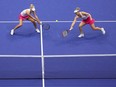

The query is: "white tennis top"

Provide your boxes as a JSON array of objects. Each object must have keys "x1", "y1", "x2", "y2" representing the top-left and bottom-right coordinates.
[
  {"x1": 20, "y1": 9, "x2": 30, "y2": 16},
  {"x1": 80, "y1": 12, "x2": 89, "y2": 20}
]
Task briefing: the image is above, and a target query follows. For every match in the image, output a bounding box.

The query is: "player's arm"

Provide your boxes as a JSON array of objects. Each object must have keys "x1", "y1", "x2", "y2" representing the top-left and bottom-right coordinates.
[
  {"x1": 33, "y1": 11, "x2": 41, "y2": 24},
  {"x1": 69, "y1": 15, "x2": 79, "y2": 31},
  {"x1": 82, "y1": 11, "x2": 92, "y2": 20},
  {"x1": 26, "y1": 10, "x2": 36, "y2": 20}
]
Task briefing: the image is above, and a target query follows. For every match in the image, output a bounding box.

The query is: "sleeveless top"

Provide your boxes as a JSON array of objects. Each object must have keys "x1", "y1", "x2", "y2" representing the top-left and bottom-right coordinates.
[
  {"x1": 20, "y1": 9, "x2": 30, "y2": 16},
  {"x1": 80, "y1": 12, "x2": 89, "y2": 20}
]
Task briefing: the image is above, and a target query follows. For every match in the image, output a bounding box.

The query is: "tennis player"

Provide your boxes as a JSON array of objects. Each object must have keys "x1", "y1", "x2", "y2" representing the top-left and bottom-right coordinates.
[
  {"x1": 10, "y1": 4, "x2": 41, "y2": 35},
  {"x1": 69, "y1": 7, "x2": 105, "y2": 38}
]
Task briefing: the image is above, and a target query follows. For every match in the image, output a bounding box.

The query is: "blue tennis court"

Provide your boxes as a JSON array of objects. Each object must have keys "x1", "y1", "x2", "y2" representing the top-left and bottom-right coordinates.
[{"x1": 0, "y1": 0, "x2": 116, "y2": 87}]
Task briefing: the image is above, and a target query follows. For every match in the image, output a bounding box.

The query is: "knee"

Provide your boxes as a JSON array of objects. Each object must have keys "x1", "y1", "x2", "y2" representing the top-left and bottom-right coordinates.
[
  {"x1": 31, "y1": 20, "x2": 36, "y2": 23},
  {"x1": 79, "y1": 25, "x2": 82, "y2": 29},
  {"x1": 18, "y1": 23, "x2": 23, "y2": 27}
]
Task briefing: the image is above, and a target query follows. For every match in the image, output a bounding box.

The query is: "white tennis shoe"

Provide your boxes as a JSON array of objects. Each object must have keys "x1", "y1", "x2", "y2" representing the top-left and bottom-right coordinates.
[
  {"x1": 78, "y1": 34, "x2": 84, "y2": 38},
  {"x1": 101, "y1": 28, "x2": 106, "y2": 35},
  {"x1": 36, "y1": 29, "x2": 40, "y2": 33},
  {"x1": 10, "y1": 29, "x2": 15, "y2": 35}
]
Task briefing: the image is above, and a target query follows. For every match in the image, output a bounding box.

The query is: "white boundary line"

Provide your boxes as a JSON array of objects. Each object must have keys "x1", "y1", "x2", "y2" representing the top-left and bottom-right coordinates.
[
  {"x1": 43, "y1": 21, "x2": 116, "y2": 23},
  {"x1": 0, "y1": 21, "x2": 116, "y2": 23},
  {"x1": 40, "y1": 23, "x2": 45, "y2": 87},
  {"x1": 44, "y1": 54, "x2": 116, "y2": 57},
  {"x1": 0, "y1": 55, "x2": 41, "y2": 58},
  {"x1": 0, "y1": 54, "x2": 116, "y2": 58}
]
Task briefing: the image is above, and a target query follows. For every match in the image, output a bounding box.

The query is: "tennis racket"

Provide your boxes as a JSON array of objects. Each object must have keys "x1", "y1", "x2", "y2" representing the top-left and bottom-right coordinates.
[
  {"x1": 42, "y1": 23, "x2": 50, "y2": 30},
  {"x1": 62, "y1": 30, "x2": 70, "y2": 37}
]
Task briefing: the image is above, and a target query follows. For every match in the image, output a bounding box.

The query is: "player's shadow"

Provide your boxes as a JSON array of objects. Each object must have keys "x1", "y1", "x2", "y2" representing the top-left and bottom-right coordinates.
[
  {"x1": 60, "y1": 32, "x2": 108, "y2": 46},
  {"x1": 84, "y1": 33, "x2": 106, "y2": 40},
  {"x1": 7, "y1": 24, "x2": 40, "y2": 38},
  {"x1": 7, "y1": 31, "x2": 40, "y2": 41},
  {"x1": 15, "y1": 32, "x2": 39, "y2": 37}
]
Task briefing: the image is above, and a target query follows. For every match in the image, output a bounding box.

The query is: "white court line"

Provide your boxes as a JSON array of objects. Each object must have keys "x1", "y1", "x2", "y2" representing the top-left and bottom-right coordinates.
[
  {"x1": 40, "y1": 22, "x2": 45, "y2": 87},
  {"x1": 43, "y1": 21, "x2": 116, "y2": 23},
  {"x1": 0, "y1": 54, "x2": 116, "y2": 58},
  {"x1": 0, "y1": 55, "x2": 41, "y2": 58},
  {"x1": 44, "y1": 54, "x2": 116, "y2": 57},
  {"x1": 0, "y1": 21, "x2": 116, "y2": 23}
]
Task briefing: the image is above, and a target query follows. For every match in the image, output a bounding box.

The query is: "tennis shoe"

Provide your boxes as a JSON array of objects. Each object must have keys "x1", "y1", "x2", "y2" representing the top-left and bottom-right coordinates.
[
  {"x1": 10, "y1": 29, "x2": 15, "y2": 35},
  {"x1": 78, "y1": 34, "x2": 84, "y2": 38},
  {"x1": 36, "y1": 29, "x2": 40, "y2": 33},
  {"x1": 101, "y1": 28, "x2": 105, "y2": 35}
]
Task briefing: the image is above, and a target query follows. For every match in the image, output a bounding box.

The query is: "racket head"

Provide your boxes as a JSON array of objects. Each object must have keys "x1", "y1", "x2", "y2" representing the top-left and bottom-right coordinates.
[
  {"x1": 62, "y1": 30, "x2": 69, "y2": 37},
  {"x1": 42, "y1": 23, "x2": 50, "y2": 30}
]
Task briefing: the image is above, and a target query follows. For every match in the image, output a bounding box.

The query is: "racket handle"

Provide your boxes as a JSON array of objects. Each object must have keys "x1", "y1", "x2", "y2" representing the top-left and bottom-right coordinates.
[{"x1": 67, "y1": 29, "x2": 71, "y2": 33}]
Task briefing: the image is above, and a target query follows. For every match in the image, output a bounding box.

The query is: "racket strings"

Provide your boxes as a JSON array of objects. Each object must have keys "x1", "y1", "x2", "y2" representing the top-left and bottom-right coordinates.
[
  {"x1": 42, "y1": 23, "x2": 50, "y2": 30},
  {"x1": 62, "y1": 30, "x2": 68, "y2": 37}
]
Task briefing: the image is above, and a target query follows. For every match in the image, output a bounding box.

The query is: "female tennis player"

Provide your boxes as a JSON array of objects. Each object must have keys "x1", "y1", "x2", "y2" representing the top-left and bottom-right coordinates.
[
  {"x1": 69, "y1": 7, "x2": 105, "y2": 38},
  {"x1": 10, "y1": 4, "x2": 41, "y2": 35}
]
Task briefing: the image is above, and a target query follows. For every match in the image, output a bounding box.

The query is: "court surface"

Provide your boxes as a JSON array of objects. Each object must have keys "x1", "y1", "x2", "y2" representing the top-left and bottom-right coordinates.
[{"x1": 0, "y1": 0, "x2": 116, "y2": 87}]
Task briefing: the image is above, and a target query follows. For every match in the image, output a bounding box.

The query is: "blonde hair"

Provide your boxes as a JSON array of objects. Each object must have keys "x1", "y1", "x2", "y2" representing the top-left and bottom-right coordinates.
[
  {"x1": 30, "y1": 4, "x2": 34, "y2": 7},
  {"x1": 75, "y1": 7, "x2": 80, "y2": 11},
  {"x1": 30, "y1": 4, "x2": 35, "y2": 11},
  {"x1": 74, "y1": 7, "x2": 80, "y2": 13}
]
